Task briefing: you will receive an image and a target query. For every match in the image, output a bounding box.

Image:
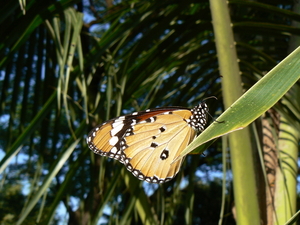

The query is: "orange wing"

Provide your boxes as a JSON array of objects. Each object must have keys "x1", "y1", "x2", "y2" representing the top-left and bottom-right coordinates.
[
  {"x1": 123, "y1": 110, "x2": 196, "y2": 183},
  {"x1": 87, "y1": 102, "x2": 209, "y2": 183}
]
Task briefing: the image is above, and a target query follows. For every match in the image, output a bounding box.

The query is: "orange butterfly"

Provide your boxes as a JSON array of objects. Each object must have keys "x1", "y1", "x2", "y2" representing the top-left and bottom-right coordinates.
[{"x1": 86, "y1": 102, "x2": 209, "y2": 183}]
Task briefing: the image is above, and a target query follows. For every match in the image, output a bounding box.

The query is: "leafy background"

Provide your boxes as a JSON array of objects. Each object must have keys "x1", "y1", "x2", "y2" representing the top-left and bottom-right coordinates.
[{"x1": 0, "y1": 0, "x2": 299, "y2": 224}]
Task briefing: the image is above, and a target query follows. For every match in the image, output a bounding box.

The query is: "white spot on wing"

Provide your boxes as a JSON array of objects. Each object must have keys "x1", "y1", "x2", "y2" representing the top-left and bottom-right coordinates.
[
  {"x1": 111, "y1": 123, "x2": 124, "y2": 136},
  {"x1": 133, "y1": 170, "x2": 139, "y2": 176},
  {"x1": 110, "y1": 147, "x2": 117, "y2": 154},
  {"x1": 131, "y1": 119, "x2": 137, "y2": 125},
  {"x1": 112, "y1": 119, "x2": 124, "y2": 128},
  {"x1": 109, "y1": 136, "x2": 119, "y2": 146}
]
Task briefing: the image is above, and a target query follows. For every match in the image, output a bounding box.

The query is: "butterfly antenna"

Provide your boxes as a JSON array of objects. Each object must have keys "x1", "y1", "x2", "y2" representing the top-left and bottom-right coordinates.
[
  {"x1": 202, "y1": 96, "x2": 224, "y2": 124},
  {"x1": 202, "y1": 96, "x2": 218, "y2": 102}
]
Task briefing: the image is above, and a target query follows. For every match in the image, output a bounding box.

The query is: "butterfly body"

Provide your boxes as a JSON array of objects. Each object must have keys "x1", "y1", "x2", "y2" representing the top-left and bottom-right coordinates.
[{"x1": 87, "y1": 102, "x2": 209, "y2": 183}]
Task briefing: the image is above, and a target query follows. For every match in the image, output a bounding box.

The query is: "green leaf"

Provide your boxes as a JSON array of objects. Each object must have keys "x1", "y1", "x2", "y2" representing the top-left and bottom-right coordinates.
[
  {"x1": 285, "y1": 210, "x2": 300, "y2": 225},
  {"x1": 178, "y1": 45, "x2": 300, "y2": 159}
]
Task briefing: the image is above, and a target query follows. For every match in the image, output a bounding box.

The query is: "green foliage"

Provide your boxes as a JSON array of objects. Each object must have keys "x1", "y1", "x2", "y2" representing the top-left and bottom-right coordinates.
[
  {"x1": 0, "y1": 0, "x2": 299, "y2": 224},
  {"x1": 0, "y1": 184, "x2": 25, "y2": 224}
]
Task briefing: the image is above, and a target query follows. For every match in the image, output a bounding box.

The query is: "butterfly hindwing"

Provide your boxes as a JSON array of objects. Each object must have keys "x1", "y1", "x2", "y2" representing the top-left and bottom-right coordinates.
[{"x1": 123, "y1": 112, "x2": 196, "y2": 182}]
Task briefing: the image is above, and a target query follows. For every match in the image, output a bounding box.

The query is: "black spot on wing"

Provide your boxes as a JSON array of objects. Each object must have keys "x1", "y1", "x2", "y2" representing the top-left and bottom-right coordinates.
[
  {"x1": 145, "y1": 116, "x2": 157, "y2": 123},
  {"x1": 159, "y1": 126, "x2": 166, "y2": 132},
  {"x1": 160, "y1": 149, "x2": 169, "y2": 160},
  {"x1": 150, "y1": 142, "x2": 158, "y2": 148}
]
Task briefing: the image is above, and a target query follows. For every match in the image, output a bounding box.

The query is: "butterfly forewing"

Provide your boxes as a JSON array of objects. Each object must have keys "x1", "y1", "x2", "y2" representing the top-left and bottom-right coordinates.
[{"x1": 87, "y1": 102, "x2": 209, "y2": 183}]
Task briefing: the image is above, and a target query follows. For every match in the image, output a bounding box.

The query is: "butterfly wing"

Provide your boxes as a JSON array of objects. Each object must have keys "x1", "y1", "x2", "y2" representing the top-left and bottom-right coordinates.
[
  {"x1": 123, "y1": 110, "x2": 197, "y2": 183},
  {"x1": 87, "y1": 103, "x2": 208, "y2": 183}
]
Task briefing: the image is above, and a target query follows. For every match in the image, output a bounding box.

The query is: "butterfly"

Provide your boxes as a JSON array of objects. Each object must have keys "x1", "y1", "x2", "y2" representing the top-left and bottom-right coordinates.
[{"x1": 86, "y1": 102, "x2": 209, "y2": 183}]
